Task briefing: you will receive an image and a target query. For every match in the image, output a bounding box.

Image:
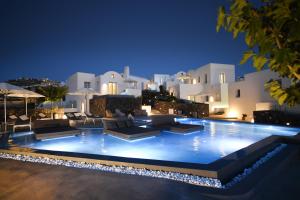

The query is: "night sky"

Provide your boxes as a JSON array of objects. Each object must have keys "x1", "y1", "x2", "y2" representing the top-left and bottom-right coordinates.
[{"x1": 0, "y1": 0, "x2": 255, "y2": 82}]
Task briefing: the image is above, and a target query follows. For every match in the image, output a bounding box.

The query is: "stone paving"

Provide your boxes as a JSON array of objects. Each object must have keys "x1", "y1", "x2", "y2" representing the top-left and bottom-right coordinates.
[{"x1": 1, "y1": 155, "x2": 300, "y2": 200}]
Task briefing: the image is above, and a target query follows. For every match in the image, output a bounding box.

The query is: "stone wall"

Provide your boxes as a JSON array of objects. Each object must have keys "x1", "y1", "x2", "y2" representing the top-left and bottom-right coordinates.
[
  {"x1": 253, "y1": 110, "x2": 300, "y2": 127},
  {"x1": 90, "y1": 95, "x2": 141, "y2": 117},
  {"x1": 154, "y1": 100, "x2": 209, "y2": 118}
]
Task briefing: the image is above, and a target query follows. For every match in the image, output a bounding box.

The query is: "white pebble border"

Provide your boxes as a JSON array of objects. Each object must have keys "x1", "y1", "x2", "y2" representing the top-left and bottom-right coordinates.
[
  {"x1": 224, "y1": 143, "x2": 287, "y2": 188},
  {"x1": 0, "y1": 152, "x2": 222, "y2": 188},
  {"x1": 0, "y1": 144, "x2": 286, "y2": 189}
]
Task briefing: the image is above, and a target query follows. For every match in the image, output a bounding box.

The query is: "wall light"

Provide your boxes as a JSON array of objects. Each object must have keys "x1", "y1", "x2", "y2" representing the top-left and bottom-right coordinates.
[{"x1": 227, "y1": 110, "x2": 238, "y2": 118}]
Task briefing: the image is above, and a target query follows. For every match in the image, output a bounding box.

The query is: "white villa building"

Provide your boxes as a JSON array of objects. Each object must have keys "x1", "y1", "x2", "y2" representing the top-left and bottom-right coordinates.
[
  {"x1": 151, "y1": 63, "x2": 300, "y2": 121},
  {"x1": 65, "y1": 63, "x2": 299, "y2": 120},
  {"x1": 151, "y1": 63, "x2": 235, "y2": 114},
  {"x1": 65, "y1": 66, "x2": 149, "y2": 113}
]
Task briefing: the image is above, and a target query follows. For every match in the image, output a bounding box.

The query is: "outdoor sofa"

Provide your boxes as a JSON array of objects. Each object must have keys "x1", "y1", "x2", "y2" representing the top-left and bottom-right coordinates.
[
  {"x1": 102, "y1": 118, "x2": 160, "y2": 140},
  {"x1": 33, "y1": 119, "x2": 80, "y2": 140}
]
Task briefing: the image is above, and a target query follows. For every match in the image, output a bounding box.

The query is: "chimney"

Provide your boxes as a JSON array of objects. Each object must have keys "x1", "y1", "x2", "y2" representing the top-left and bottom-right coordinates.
[{"x1": 124, "y1": 66, "x2": 130, "y2": 79}]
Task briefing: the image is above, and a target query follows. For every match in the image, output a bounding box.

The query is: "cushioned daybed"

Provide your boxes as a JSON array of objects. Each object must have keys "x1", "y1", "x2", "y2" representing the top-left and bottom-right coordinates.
[
  {"x1": 151, "y1": 115, "x2": 204, "y2": 134},
  {"x1": 102, "y1": 118, "x2": 160, "y2": 140},
  {"x1": 33, "y1": 119, "x2": 80, "y2": 140}
]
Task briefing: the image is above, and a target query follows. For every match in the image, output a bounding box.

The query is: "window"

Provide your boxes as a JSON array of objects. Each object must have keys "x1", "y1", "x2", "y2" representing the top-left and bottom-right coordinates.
[
  {"x1": 219, "y1": 73, "x2": 225, "y2": 84},
  {"x1": 84, "y1": 81, "x2": 91, "y2": 88},
  {"x1": 198, "y1": 76, "x2": 201, "y2": 83},
  {"x1": 205, "y1": 74, "x2": 208, "y2": 84},
  {"x1": 236, "y1": 89, "x2": 241, "y2": 98},
  {"x1": 187, "y1": 96, "x2": 195, "y2": 102},
  {"x1": 192, "y1": 78, "x2": 197, "y2": 84},
  {"x1": 111, "y1": 73, "x2": 115, "y2": 78},
  {"x1": 205, "y1": 95, "x2": 209, "y2": 102},
  {"x1": 108, "y1": 82, "x2": 117, "y2": 94}
]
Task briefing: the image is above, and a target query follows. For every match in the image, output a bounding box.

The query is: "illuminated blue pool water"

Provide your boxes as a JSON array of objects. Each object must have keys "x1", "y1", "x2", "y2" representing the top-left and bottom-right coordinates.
[{"x1": 17, "y1": 119, "x2": 300, "y2": 164}]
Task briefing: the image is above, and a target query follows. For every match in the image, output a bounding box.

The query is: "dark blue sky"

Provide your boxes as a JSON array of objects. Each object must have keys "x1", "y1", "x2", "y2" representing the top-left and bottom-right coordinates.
[{"x1": 0, "y1": 0, "x2": 255, "y2": 82}]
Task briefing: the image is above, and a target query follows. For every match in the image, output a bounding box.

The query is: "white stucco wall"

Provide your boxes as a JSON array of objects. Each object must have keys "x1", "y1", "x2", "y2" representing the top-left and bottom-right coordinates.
[
  {"x1": 154, "y1": 74, "x2": 171, "y2": 89},
  {"x1": 98, "y1": 71, "x2": 124, "y2": 95},
  {"x1": 228, "y1": 69, "x2": 300, "y2": 120},
  {"x1": 209, "y1": 63, "x2": 235, "y2": 85}
]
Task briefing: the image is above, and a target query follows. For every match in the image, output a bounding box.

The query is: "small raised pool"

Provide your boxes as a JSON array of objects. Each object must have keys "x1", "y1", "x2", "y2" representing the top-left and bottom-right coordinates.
[{"x1": 13, "y1": 119, "x2": 300, "y2": 164}]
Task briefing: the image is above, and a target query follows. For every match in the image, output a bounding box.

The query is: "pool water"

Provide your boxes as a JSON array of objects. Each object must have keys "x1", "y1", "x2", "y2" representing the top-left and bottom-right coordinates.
[{"x1": 16, "y1": 119, "x2": 300, "y2": 164}]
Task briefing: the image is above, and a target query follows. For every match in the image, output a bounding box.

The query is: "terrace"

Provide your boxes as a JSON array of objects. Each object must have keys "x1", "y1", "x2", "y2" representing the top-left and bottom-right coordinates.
[
  {"x1": 1, "y1": 0, "x2": 300, "y2": 199},
  {"x1": 1, "y1": 75, "x2": 300, "y2": 200}
]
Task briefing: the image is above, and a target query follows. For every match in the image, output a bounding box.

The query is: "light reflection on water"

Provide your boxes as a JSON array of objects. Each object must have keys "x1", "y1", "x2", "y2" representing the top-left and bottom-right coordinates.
[{"x1": 16, "y1": 119, "x2": 300, "y2": 164}]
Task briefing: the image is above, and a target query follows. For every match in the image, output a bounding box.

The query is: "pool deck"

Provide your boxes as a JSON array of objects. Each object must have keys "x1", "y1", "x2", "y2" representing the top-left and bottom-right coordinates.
[{"x1": 1, "y1": 152, "x2": 300, "y2": 200}]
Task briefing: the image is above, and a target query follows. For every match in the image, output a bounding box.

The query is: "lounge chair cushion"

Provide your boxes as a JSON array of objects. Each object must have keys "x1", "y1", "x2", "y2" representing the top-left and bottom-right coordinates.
[
  {"x1": 19, "y1": 115, "x2": 29, "y2": 121},
  {"x1": 38, "y1": 113, "x2": 46, "y2": 118},
  {"x1": 74, "y1": 113, "x2": 82, "y2": 117},
  {"x1": 9, "y1": 115, "x2": 17, "y2": 120}
]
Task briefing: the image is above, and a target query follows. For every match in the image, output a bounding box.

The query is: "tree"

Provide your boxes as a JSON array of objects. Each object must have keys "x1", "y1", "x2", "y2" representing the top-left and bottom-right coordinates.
[
  {"x1": 217, "y1": 0, "x2": 300, "y2": 106},
  {"x1": 37, "y1": 86, "x2": 68, "y2": 118}
]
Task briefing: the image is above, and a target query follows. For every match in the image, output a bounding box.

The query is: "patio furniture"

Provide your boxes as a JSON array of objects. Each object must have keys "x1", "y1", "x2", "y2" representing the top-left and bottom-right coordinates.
[
  {"x1": 36, "y1": 113, "x2": 52, "y2": 120},
  {"x1": 65, "y1": 113, "x2": 77, "y2": 120},
  {"x1": 102, "y1": 118, "x2": 160, "y2": 140},
  {"x1": 151, "y1": 115, "x2": 204, "y2": 134},
  {"x1": 11, "y1": 115, "x2": 32, "y2": 133},
  {"x1": 33, "y1": 119, "x2": 80, "y2": 140},
  {"x1": 0, "y1": 83, "x2": 44, "y2": 131}
]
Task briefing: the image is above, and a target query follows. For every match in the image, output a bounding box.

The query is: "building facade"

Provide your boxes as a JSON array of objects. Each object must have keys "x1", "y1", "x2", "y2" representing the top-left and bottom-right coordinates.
[
  {"x1": 152, "y1": 63, "x2": 235, "y2": 114},
  {"x1": 65, "y1": 63, "x2": 300, "y2": 119},
  {"x1": 151, "y1": 63, "x2": 299, "y2": 120},
  {"x1": 65, "y1": 66, "x2": 149, "y2": 113},
  {"x1": 227, "y1": 69, "x2": 300, "y2": 121}
]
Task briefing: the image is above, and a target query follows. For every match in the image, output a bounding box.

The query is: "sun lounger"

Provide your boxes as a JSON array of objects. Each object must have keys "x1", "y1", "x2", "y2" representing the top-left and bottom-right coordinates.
[
  {"x1": 10, "y1": 115, "x2": 32, "y2": 132},
  {"x1": 151, "y1": 115, "x2": 204, "y2": 134},
  {"x1": 36, "y1": 113, "x2": 52, "y2": 120},
  {"x1": 102, "y1": 118, "x2": 160, "y2": 140}
]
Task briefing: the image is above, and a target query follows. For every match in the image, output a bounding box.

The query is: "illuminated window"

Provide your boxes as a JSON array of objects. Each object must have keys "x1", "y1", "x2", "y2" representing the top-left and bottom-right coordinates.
[
  {"x1": 236, "y1": 89, "x2": 241, "y2": 98},
  {"x1": 84, "y1": 82, "x2": 91, "y2": 88},
  {"x1": 192, "y1": 78, "x2": 197, "y2": 84},
  {"x1": 111, "y1": 73, "x2": 115, "y2": 78},
  {"x1": 108, "y1": 82, "x2": 117, "y2": 94},
  {"x1": 219, "y1": 73, "x2": 225, "y2": 84},
  {"x1": 187, "y1": 95, "x2": 195, "y2": 102}
]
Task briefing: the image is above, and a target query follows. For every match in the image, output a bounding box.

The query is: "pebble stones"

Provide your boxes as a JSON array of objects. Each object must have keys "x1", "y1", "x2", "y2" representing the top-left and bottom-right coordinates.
[
  {"x1": 0, "y1": 152, "x2": 222, "y2": 188},
  {"x1": 223, "y1": 144, "x2": 287, "y2": 188}
]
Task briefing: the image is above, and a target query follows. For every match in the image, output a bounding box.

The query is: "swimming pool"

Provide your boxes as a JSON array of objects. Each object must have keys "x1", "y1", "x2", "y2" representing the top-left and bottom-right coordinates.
[{"x1": 14, "y1": 119, "x2": 300, "y2": 164}]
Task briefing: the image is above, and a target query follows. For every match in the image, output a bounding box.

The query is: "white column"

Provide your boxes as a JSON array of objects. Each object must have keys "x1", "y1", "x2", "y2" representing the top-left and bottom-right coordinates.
[{"x1": 25, "y1": 97, "x2": 28, "y2": 116}]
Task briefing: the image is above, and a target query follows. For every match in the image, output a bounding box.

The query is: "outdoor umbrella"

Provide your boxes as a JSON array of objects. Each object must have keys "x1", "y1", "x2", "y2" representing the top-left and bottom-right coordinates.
[
  {"x1": 68, "y1": 88, "x2": 101, "y2": 114},
  {"x1": 0, "y1": 83, "x2": 38, "y2": 128},
  {"x1": 8, "y1": 90, "x2": 44, "y2": 116}
]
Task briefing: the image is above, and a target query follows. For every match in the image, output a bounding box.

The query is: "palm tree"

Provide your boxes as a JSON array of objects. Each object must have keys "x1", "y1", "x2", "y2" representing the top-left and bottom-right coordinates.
[{"x1": 38, "y1": 86, "x2": 68, "y2": 119}]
